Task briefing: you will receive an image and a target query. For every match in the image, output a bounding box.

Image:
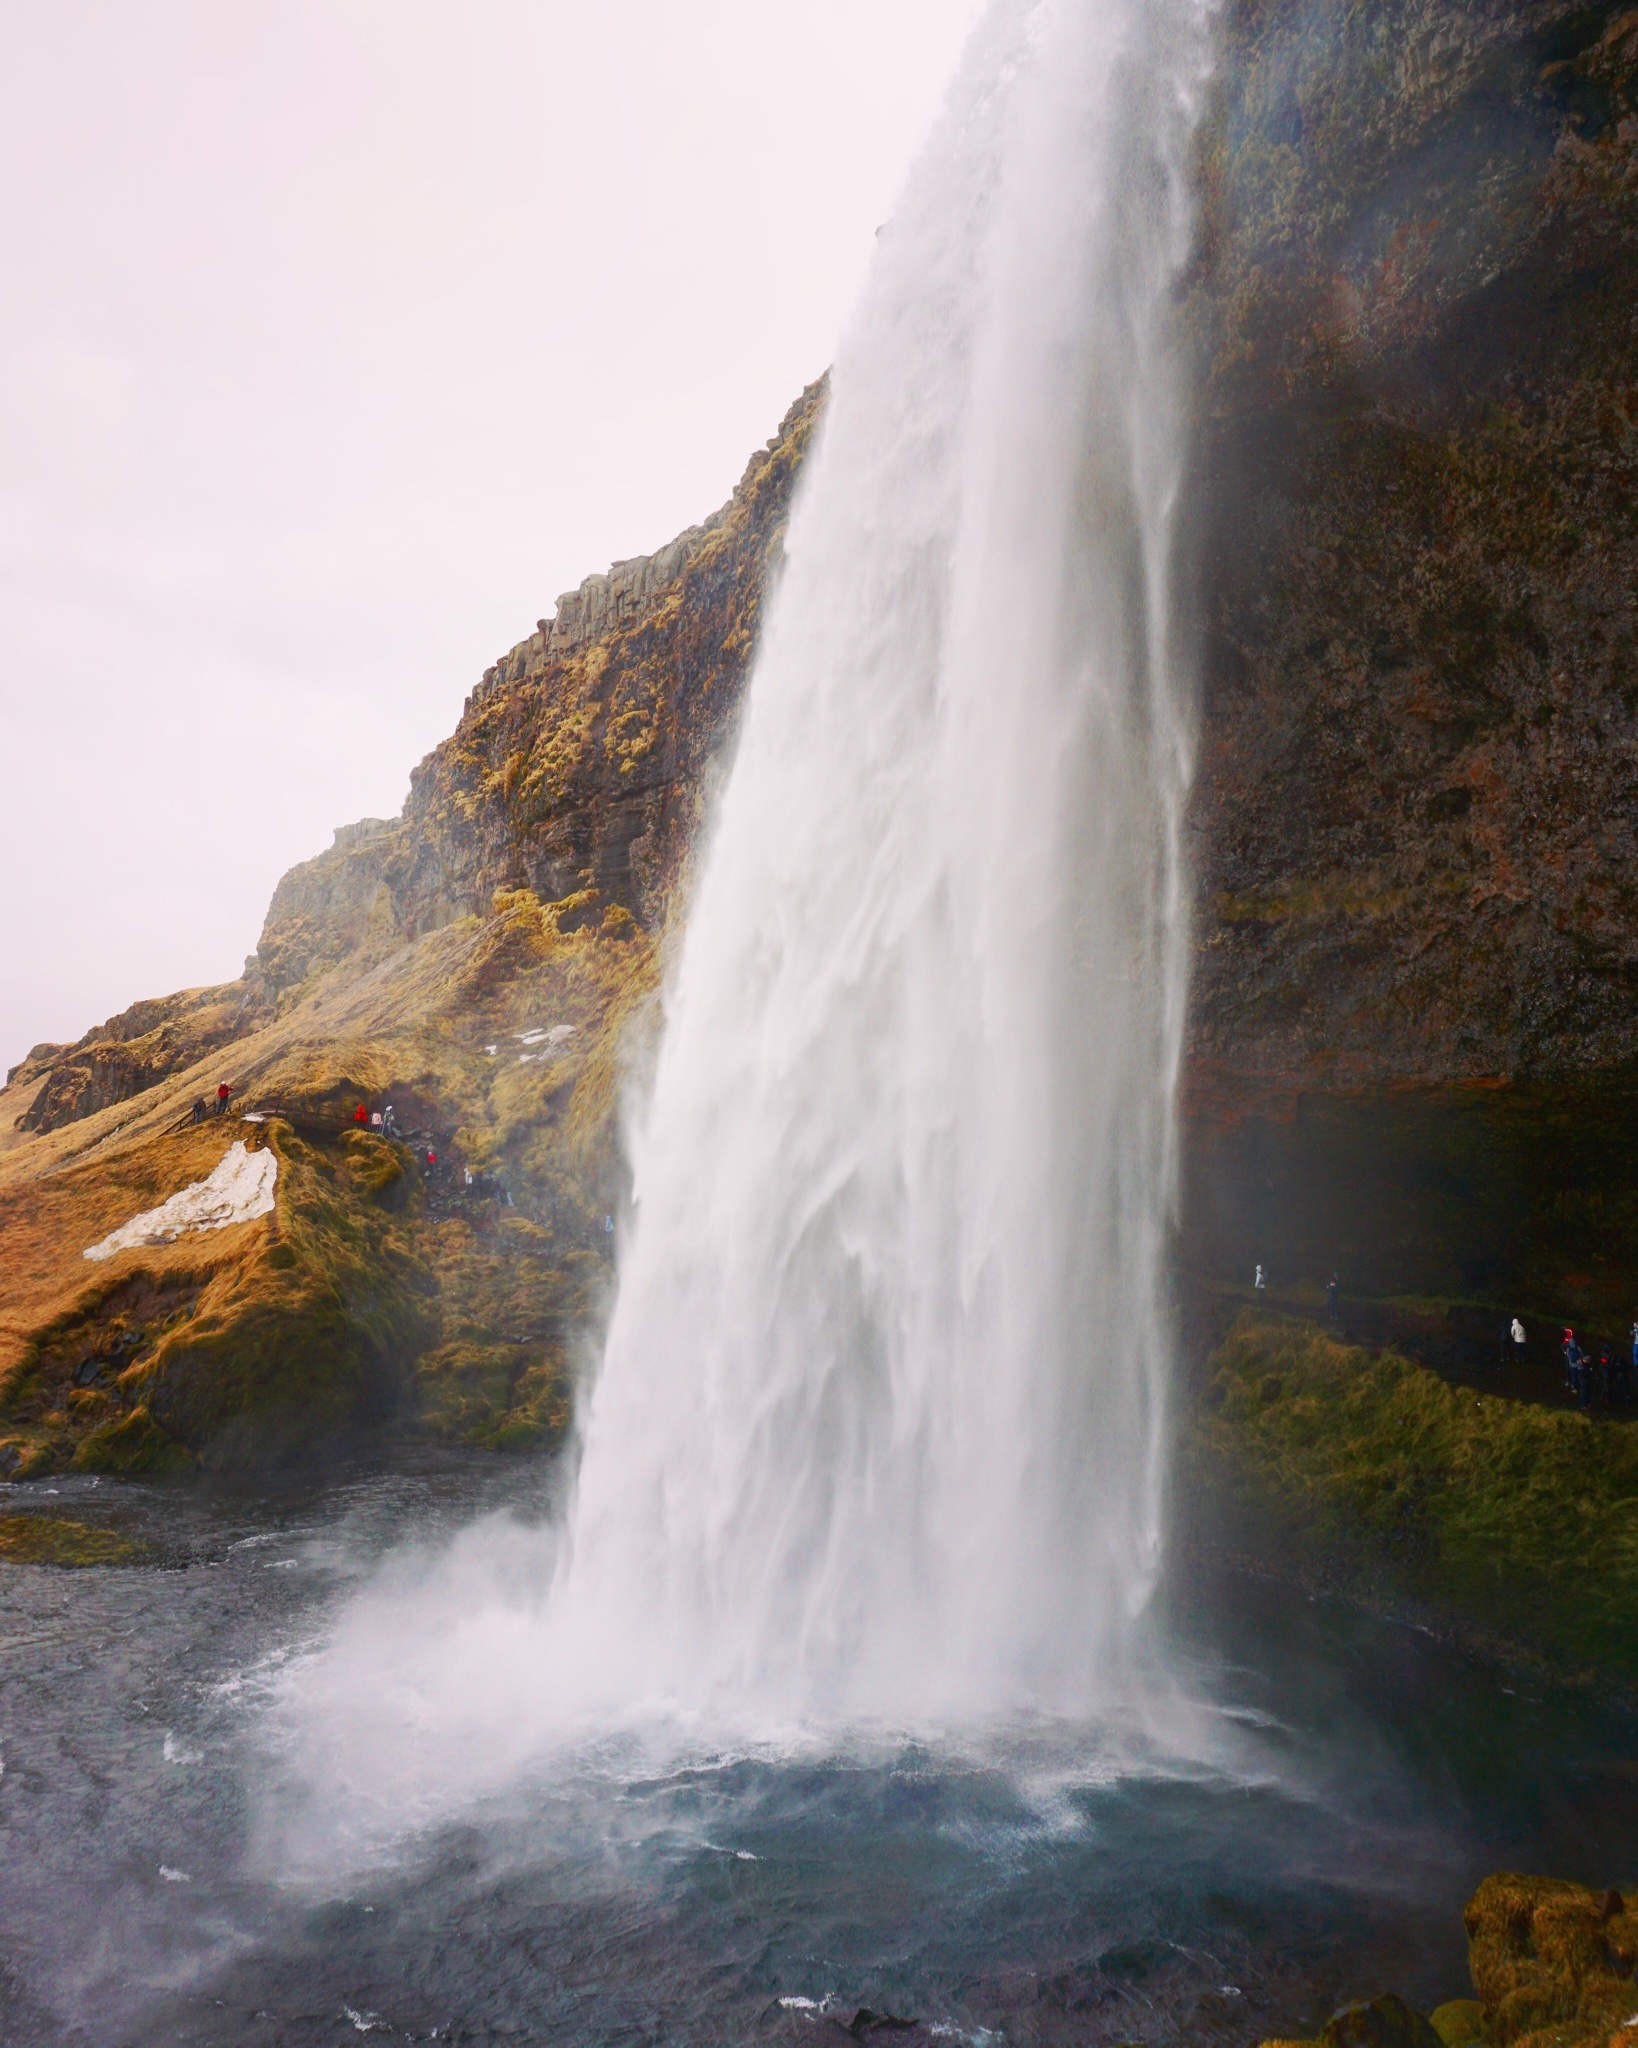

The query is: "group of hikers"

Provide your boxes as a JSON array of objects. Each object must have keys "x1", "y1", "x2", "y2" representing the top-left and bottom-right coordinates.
[
  {"x1": 1554, "y1": 1326, "x2": 1636, "y2": 1409},
  {"x1": 1253, "y1": 1262, "x2": 1636, "y2": 1412},
  {"x1": 1253, "y1": 1263, "x2": 1344, "y2": 1321},
  {"x1": 185, "y1": 1088, "x2": 508, "y2": 1205},
  {"x1": 348, "y1": 1099, "x2": 514, "y2": 1207},
  {"x1": 350, "y1": 1100, "x2": 401, "y2": 1138},
  {"x1": 188, "y1": 1081, "x2": 236, "y2": 1123}
]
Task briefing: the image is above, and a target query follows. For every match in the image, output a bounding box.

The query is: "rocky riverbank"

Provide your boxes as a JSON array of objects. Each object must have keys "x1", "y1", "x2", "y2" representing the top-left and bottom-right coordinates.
[{"x1": 1261, "y1": 1875, "x2": 1638, "y2": 2048}]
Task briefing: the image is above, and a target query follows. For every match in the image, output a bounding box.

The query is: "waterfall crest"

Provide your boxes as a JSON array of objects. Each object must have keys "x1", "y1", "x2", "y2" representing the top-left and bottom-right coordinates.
[{"x1": 548, "y1": 0, "x2": 1211, "y2": 1729}]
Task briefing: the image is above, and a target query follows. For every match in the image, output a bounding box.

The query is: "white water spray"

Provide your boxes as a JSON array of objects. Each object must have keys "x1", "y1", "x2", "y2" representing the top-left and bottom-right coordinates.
[
  {"x1": 267, "y1": 0, "x2": 1211, "y2": 1844},
  {"x1": 550, "y1": 0, "x2": 1207, "y2": 1726}
]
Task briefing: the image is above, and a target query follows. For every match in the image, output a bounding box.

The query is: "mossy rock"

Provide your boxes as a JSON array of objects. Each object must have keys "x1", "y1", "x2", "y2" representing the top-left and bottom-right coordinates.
[
  {"x1": 1261, "y1": 1993, "x2": 1445, "y2": 2048},
  {"x1": 413, "y1": 1337, "x2": 569, "y2": 1451},
  {"x1": 1430, "y1": 2001, "x2": 1484, "y2": 2048},
  {"x1": 72, "y1": 1405, "x2": 192, "y2": 1475},
  {"x1": 342, "y1": 1130, "x2": 410, "y2": 1209},
  {"x1": 0, "y1": 1513, "x2": 142, "y2": 1567},
  {"x1": 1465, "y1": 1875, "x2": 1638, "y2": 2048}
]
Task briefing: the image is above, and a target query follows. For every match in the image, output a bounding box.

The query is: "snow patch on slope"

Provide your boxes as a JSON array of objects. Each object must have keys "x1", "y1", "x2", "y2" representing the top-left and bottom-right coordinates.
[{"x1": 84, "y1": 1141, "x2": 278, "y2": 1262}]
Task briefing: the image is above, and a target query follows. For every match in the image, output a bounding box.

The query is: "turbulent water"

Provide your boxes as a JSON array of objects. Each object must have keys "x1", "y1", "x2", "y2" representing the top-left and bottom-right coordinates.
[
  {"x1": 560, "y1": 0, "x2": 1208, "y2": 1728},
  {"x1": 4, "y1": 1459, "x2": 1638, "y2": 2047}
]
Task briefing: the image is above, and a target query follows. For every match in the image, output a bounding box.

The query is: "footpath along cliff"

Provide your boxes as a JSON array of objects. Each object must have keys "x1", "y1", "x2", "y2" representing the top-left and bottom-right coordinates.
[{"x1": 2, "y1": 0, "x2": 1637, "y2": 1495}]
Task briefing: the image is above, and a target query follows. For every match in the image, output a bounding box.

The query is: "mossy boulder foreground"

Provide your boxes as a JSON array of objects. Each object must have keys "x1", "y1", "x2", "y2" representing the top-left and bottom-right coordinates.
[
  {"x1": 1464, "y1": 1876, "x2": 1638, "y2": 2048},
  {"x1": 1261, "y1": 1879, "x2": 1638, "y2": 2048},
  {"x1": 1191, "y1": 1312, "x2": 1638, "y2": 1680}
]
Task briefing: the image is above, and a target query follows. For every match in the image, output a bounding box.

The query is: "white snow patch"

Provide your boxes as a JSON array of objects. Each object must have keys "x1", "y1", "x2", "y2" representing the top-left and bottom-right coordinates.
[
  {"x1": 158, "y1": 1866, "x2": 191, "y2": 1883},
  {"x1": 516, "y1": 1024, "x2": 576, "y2": 1048},
  {"x1": 162, "y1": 1732, "x2": 202, "y2": 1766},
  {"x1": 84, "y1": 1142, "x2": 277, "y2": 1262}
]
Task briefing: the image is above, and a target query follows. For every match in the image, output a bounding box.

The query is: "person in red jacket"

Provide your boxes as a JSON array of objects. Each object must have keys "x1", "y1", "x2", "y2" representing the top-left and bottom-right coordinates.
[
  {"x1": 353, "y1": 1102, "x2": 369, "y2": 1126},
  {"x1": 216, "y1": 1082, "x2": 232, "y2": 1116}
]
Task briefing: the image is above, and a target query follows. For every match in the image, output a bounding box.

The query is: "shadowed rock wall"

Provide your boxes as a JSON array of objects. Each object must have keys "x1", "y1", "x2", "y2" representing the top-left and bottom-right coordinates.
[{"x1": 1183, "y1": 0, "x2": 1638, "y2": 1305}]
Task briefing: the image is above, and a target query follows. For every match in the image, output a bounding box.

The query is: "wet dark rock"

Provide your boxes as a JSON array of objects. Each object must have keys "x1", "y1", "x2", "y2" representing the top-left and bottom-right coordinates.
[
  {"x1": 1325, "y1": 1992, "x2": 1446, "y2": 2048},
  {"x1": 853, "y1": 2013, "x2": 917, "y2": 2036},
  {"x1": 1183, "y1": 0, "x2": 1638, "y2": 1306}
]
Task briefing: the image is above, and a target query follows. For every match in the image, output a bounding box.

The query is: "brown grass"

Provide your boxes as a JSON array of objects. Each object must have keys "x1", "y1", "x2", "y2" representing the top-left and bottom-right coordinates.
[{"x1": 0, "y1": 887, "x2": 657, "y2": 1473}]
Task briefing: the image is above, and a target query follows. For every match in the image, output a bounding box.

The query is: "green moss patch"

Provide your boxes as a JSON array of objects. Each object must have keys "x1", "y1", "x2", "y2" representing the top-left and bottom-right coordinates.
[
  {"x1": 0, "y1": 1513, "x2": 142, "y2": 1567},
  {"x1": 413, "y1": 1337, "x2": 570, "y2": 1451},
  {"x1": 72, "y1": 1405, "x2": 193, "y2": 1475},
  {"x1": 1191, "y1": 1312, "x2": 1638, "y2": 1679}
]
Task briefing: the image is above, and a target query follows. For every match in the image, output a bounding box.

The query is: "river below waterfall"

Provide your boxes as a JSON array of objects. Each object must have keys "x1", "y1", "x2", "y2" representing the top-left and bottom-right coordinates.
[{"x1": 2, "y1": 1453, "x2": 1634, "y2": 2047}]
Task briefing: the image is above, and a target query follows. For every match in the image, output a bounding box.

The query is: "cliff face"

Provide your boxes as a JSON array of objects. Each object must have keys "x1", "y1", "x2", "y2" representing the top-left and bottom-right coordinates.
[
  {"x1": 252, "y1": 379, "x2": 825, "y2": 995},
  {"x1": 1192, "y1": 0, "x2": 1638, "y2": 1086},
  {"x1": 5, "y1": 981, "x2": 273, "y2": 1139},
  {"x1": 1183, "y1": 0, "x2": 1638, "y2": 1308}
]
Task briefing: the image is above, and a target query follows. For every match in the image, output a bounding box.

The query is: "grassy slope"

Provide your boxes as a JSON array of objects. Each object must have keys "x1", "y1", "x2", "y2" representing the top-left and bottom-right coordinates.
[
  {"x1": 1190, "y1": 1312, "x2": 1638, "y2": 1681},
  {"x1": 0, "y1": 888, "x2": 656, "y2": 1474}
]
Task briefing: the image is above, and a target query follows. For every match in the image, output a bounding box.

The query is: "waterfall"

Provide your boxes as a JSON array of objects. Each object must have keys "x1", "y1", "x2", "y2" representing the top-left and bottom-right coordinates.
[
  {"x1": 265, "y1": 0, "x2": 1212, "y2": 1859},
  {"x1": 546, "y1": 0, "x2": 1209, "y2": 1730}
]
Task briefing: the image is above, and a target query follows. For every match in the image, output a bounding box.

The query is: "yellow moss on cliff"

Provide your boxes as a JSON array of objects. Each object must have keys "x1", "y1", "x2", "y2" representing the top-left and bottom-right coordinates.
[{"x1": 0, "y1": 384, "x2": 826, "y2": 1478}]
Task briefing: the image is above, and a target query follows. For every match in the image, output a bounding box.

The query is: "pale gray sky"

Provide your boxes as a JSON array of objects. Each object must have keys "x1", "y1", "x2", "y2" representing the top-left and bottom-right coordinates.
[{"x1": 0, "y1": 0, "x2": 982, "y2": 1073}]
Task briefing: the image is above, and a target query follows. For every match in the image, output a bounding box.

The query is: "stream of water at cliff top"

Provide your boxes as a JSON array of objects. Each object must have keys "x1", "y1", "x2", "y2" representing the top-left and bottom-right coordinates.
[{"x1": 256, "y1": 0, "x2": 1214, "y2": 1858}]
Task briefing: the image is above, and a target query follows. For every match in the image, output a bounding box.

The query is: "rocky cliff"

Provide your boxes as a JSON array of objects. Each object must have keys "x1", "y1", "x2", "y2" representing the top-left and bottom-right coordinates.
[
  {"x1": 3, "y1": 0, "x2": 1636, "y2": 1475},
  {"x1": 0, "y1": 384, "x2": 823, "y2": 1475},
  {"x1": 1184, "y1": 0, "x2": 1638, "y2": 1315}
]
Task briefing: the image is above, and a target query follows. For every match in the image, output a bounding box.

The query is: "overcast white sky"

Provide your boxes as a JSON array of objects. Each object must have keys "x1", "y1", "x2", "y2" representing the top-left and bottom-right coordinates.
[{"x1": 0, "y1": 0, "x2": 983, "y2": 1074}]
